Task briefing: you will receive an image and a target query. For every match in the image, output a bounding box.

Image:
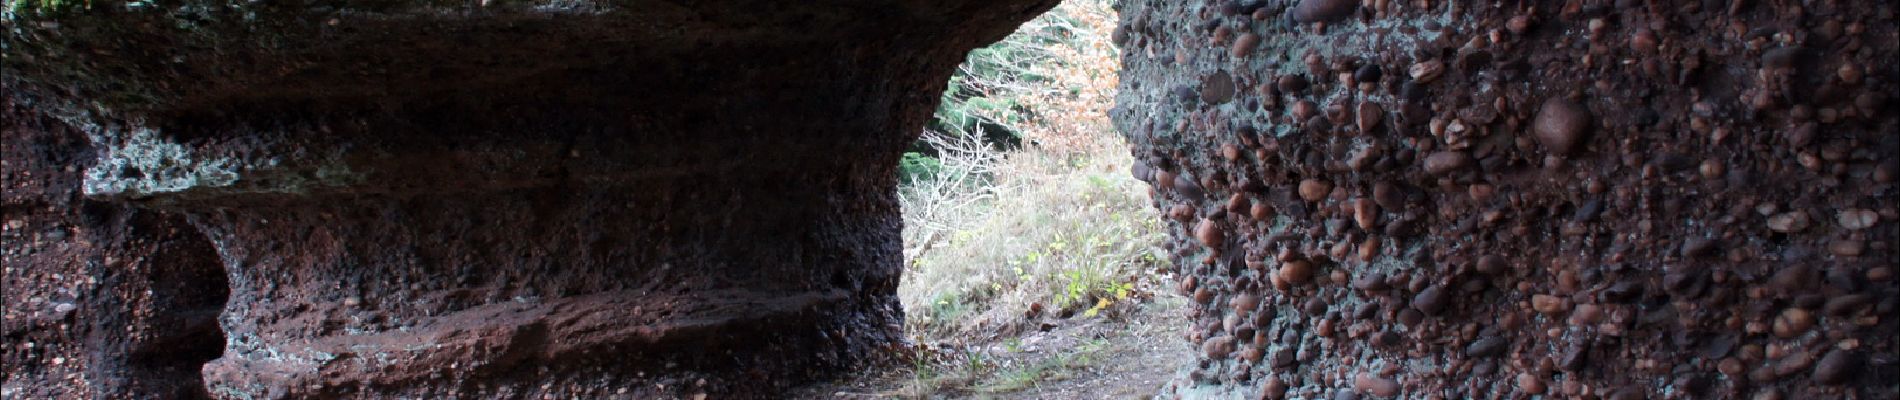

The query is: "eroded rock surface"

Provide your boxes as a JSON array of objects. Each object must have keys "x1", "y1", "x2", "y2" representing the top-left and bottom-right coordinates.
[
  {"x1": 1114, "y1": 0, "x2": 1897, "y2": 398},
  {"x1": 3, "y1": 97, "x2": 231, "y2": 399},
  {"x1": 3, "y1": 0, "x2": 1053, "y2": 398}
]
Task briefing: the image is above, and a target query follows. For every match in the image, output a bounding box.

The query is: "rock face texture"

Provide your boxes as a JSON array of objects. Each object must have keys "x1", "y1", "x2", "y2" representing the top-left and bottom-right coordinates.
[
  {"x1": 3, "y1": 1, "x2": 1052, "y2": 398},
  {"x1": 1113, "y1": 0, "x2": 1898, "y2": 398},
  {"x1": 3, "y1": 99, "x2": 231, "y2": 399}
]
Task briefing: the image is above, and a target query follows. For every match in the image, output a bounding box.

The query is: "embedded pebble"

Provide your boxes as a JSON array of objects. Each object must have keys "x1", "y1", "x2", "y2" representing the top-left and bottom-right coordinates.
[
  {"x1": 1824, "y1": 294, "x2": 1873, "y2": 317},
  {"x1": 1201, "y1": 71, "x2": 1235, "y2": 104},
  {"x1": 1515, "y1": 373, "x2": 1545, "y2": 395},
  {"x1": 1531, "y1": 294, "x2": 1568, "y2": 315},
  {"x1": 1763, "y1": 307, "x2": 1808, "y2": 339},
  {"x1": 1356, "y1": 102, "x2": 1382, "y2": 133},
  {"x1": 1408, "y1": 60, "x2": 1445, "y2": 83},
  {"x1": 1475, "y1": 255, "x2": 1505, "y2": 274},
  {"x1": 1196, "y1": 218, "x2": 1225, "y2": 248},
  {"x1": 1371, "y1": 182, "x2": 1403, "y2": 210},
  {"x1": 1351, "y1": 199, "x2": 1378, "y2": 230},
  {"x1": 1290, "y1": 0, "x2": 1356, "y2": 23},
  {"x1": 1767, "y1": 212, "x2": 1811, "y2": 233},
  {"x1": 1279, "y1": 260, "x2": 1315, "y2": 286},
  {"x1": 1231, "y1": 294, "x2": 1259, "y2": 315},
  {"x1": 1838, "y1": 209, "x2": 1877, "y2": 230},
  {"x1": 1466, "y1": 336, "x2": 1508, "y2": 358},
  {"x1": 1278, "y1": 75, "x2": 1309, "y2": 93},
  {"x1": 1353, "y1": 373, "x2": 1400, "y2": 397},
  {"x1": 1299, "y1": 179, "x2": 1333, "y2": 202},
  {"x1": 1422, "y1": 151, "x2": 1471, "y2": 175},
  {"x1": 1533, "y1": 98, "x2": 1592, "y2": 155},
  {"x1": 1411, "y1": 284, "x2": 1448, "y2": 315},
  {"x1": 1231, "y1": 34, "x2": 1260, "y2": 58},
  {"x1": 1776, "y1": 350, "x2": 1816, "y2": 378},
  {"x1": 1813, "y1": 349, "x2": 1861, "y2": 385}
]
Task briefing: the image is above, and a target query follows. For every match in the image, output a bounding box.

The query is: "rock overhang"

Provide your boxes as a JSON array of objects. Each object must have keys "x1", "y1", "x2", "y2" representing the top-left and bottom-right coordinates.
[{"x1": 4, "y1": 0, "x2": 1061, "y2": 397}]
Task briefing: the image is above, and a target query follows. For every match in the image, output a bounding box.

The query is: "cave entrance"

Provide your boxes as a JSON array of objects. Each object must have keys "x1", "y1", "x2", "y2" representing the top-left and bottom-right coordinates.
[{"x1": 888, "y1": 0, "x2": 1191, "y2": 395}]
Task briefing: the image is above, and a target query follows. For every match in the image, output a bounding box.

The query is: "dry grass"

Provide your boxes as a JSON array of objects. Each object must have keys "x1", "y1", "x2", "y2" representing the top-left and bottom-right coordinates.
[{"x1": 897, "y1": 0, "x2": 1167, "y2": 341}]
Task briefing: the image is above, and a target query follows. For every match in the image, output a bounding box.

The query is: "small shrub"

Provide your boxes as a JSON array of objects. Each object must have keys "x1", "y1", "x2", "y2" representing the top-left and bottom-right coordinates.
[{"x1": 897, "y1": 152, "x2": 944, "y2": 184}]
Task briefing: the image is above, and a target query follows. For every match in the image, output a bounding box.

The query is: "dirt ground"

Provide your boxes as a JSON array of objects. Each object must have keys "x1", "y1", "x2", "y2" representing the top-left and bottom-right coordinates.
[{"x1": 792, "y1": 294, "x2": 1191, "y2": 399}]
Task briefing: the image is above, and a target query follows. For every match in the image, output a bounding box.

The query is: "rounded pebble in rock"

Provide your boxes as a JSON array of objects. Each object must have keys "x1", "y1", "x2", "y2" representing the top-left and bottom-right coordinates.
[
  {"x1": 1264, "y1": 377, "x2": 1289, "y2": 399},
  {"x1": 1202, "y1": 71, "x2": 1236, "y2": 104},
  {"x1": 1465, "y1": 336, "x2": 1508, "y2": 358},
  {"x1": 1196, "y1": 218, "x2": 1225, "y2": 248},
  {"x1": 1232, "y1": 294, "x2": 1260, "y2": 315},
  {"x1": 1516, "y1": 373, "x2": 1546, "y2": 395},
  {"x1": 1422, "y1": 151, "x2": 1471, "y2": 175},
  {"x1": 1411, "y1": 284, "x2": 1448, "y2": 315},
  {"x1": 1867, "y1": 267, "x2": 1894, "y2": 282},
  {"x1": 1251, "y1": 202, "x2": 1275, "y2": 221},
  {"x1": 1397, "y1": 308, "x2": 1423, "y2": 326},
  {"x1": 1299, "y1": 179, "x2": 1333, "y2": 202},
  {"x1": 1680, "y1": 237, "x2": 1716, "y2": 258},
  {"x1": 1353, "y1": 373, "x2": 1400, "y2": 397},
  {"x1": 1239, "y1": 346, "x2": 1264, "y2": 364},
  {"x1": 1837, "y1": 209, "x2": 1877, "y2": 230},
  {"x1": 1775, "y1": 350, "x2": 1815, "y2": 378},
  {"x1": 1506, "y1": 15, "x2": 1532, "y2": 33},
  {"x1": 1279, "y1": 260, "x2": 1315, "y2": 286},
  {"x1": 1203, "y1": 335, "x2": 1237, "y2": 359},
  {"x1": 1699, "y1": 159, "x2": 1725, "y2": 179},
  {"x1": 1372, "y1": 182, "x2": 1403, "y2": 210},
  {"x1": 1630, "y1": 29, "x2": 1658, "y2": 53},
  {"x1": 1173, "y1": 173, "x2": 1207, "y2": 201},
  {"x1": 1763, "y1": 307, "x2": 1808, "y2": 339},
  {"x1": 1293, "y1": 100, "x2": 1320, "y2": 121},
  {"x1": 1356, "y1": 102, "x2": 1382, "y2": 133},
  {"x1": 1813, "y1": 349, "x2": 1860, "y2": 385},
  {"x1": 1531, "y1": 294, "x2": 1568, "y2": 315},
  {"x1": 1353, "y1": 64, "x2": 1381, "y2": 84},
  {"x1": 1830, "y1": 239, "x2": 1865, "y2": 256},
  {"x1": 1291, "y1": 0, "x2": 1356, "y2": 23},
  {"x1": 1766, "y1": 212, "x2": 1810, "y2": 233},
  {"x1": 1475, "y1": 255, "x2": 1506, "y2": 274},
  {"x1": 1533, "y1": 98, "x2": 1592, "y2": 155},
  {"x1": 1352, "y1": 272, "x2": 1388, "y2": 291},
  {"x1": 1824, "y1": 294, "x2": 1873, "y2": 317},
  {"x1": 1352, "y1": 199, "x2": 1379, "y2": 230},
  {"x1": 1787, "y1": 123, "x2": 1819, "y2": 148},
  {"x1": 1231, "y1": 33, "x2": 1260, "y2": 58},
  {"x1": 1278, "y1": 74, "x2": 1309, "y2": 93},
  {"x1": 1223, "y1": 191, "x2": 1254, "y2": 212},
  {"x1": 1408, "y1": 60, "x2": 1444, "y2": 83}
]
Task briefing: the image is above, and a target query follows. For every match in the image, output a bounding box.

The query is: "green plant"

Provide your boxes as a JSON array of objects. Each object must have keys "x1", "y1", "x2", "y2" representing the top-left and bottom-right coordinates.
[
  {"x1": 897, "y1": 152, "x2": 944, "y2": 184},
  {"x1": 923, "y1": 290, "x2": 969, "y2": 326}
]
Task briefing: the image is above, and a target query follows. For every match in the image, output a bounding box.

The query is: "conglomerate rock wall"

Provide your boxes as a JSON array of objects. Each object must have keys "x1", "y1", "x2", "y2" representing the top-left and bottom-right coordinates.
[
  {"x1": 1111, "y1": 0, "x2": 1897, "y2": 398},
  {"x1": 2, "y1": 1, "x2": 1053, "y2": 398}
]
